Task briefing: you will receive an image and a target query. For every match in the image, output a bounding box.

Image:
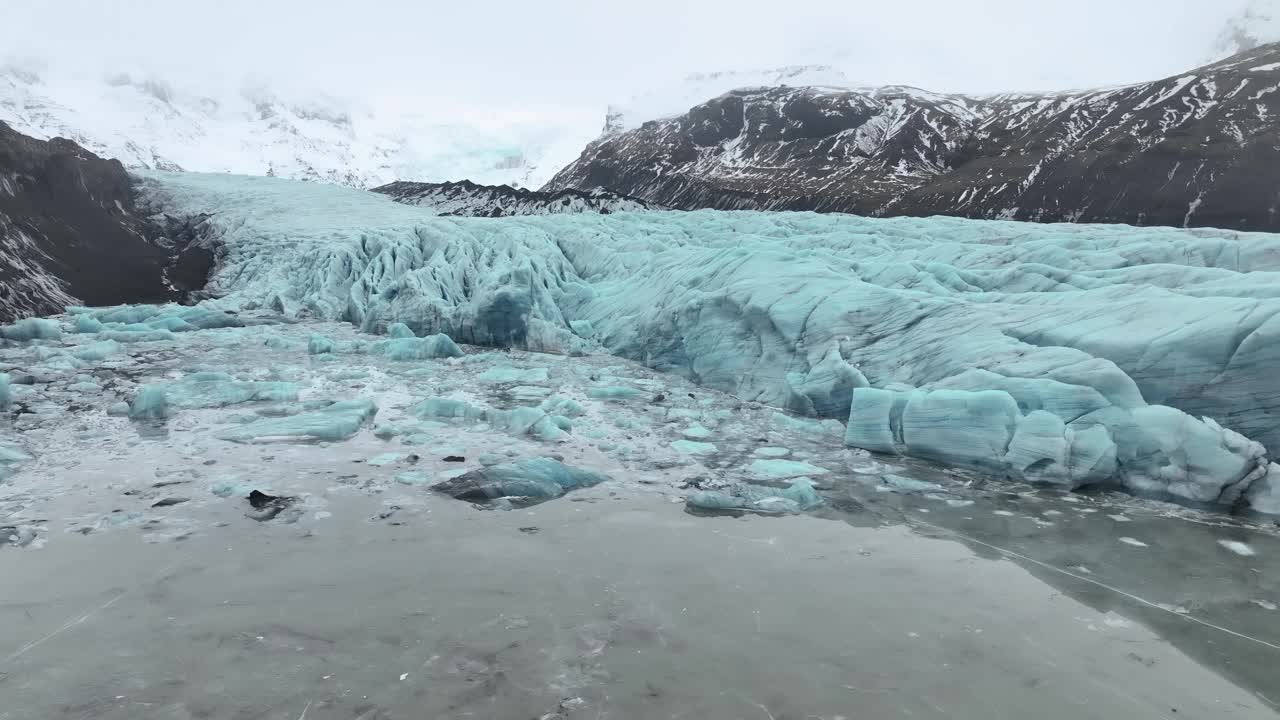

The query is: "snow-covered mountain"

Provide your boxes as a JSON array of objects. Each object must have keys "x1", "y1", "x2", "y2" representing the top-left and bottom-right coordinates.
[
  {"x1": 0, "y1": 62, "x2": 596, "y2": 189},
  {"x1": 547, "y1": 43, "x2": 1280, "y2": 232},
  {"x1": 603, "y1": 65, "x2": 856, "y2": 135},
  {"x1": 372, "y1": 179, "x2": 655, "y2": 217},
  {"x1": 0, "y1": 61, "x2": 861, "y2": 191}
]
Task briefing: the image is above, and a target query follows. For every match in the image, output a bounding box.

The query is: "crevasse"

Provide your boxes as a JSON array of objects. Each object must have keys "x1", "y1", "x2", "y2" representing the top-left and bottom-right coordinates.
[{"x1": 134, "y1": 171, "x2": 1280, "y2": 512}]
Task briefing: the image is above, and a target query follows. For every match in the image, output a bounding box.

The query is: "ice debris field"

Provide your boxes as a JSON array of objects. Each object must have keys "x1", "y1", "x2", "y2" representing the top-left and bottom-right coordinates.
[
  {"x1": 139, "y1": 171, "x2": 1280, "y2": 512},
  {"x1": 3, "y1": 169, "x2": 1280, "y2": 550}
]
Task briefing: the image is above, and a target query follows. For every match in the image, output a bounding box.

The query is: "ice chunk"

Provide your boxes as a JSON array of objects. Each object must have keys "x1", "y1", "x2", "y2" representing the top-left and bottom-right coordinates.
[
  {"x1": 1005, "y1": 411, "x2": 1070, "y2": 483},
  {"x1": 845, "y1": 388, "x2": 904, "y2": 453},
  {"x1": 487, "y1": 407, "x2": 569, "y2": 441},
  {"x1": 0, "y1": 445, "x2": 30, "y2": 463},
  {"x1": 163, "y1": 373, "x2": 299, "y2": 409},
  {"x1": 540, "y1": 395, "x2": 585, "y2": 417},
  {"x1": 671, "y1": 440, "x2": 717, "y2": 455},
  {"x1": 478, "y1": 366, "x2": 549, "y2": 384},
  {"x1": 308, "y1": 335, "x2": 337, "y2": 355},
  {"x1": 0, "y1": 373, "x2": 9, "y2": 410},
  {"x1": 508, "y1": 385, "x2": 552, "y2": 401},
  {"x1": 101, "y1": 330, "x2": 173, "y2": 343},
  {"x1": 570, "y1": 320, "x2": 595, "y2": 338},
  {"x1": 71, "y1": 340, "x2": 124, "y2": 362},
  {"x1": 395, "y1": 472, "x2": 430, "y2": 485},
  {"x1": 409, "y1": 396, "x2": 565, "y2": 441},
  {"x1": 410, "y1": 397, "x2": 485, "y2": 420},
  {"x1": 328, "y1": 368, "x2": 369, "y2": 380},
  {"x1": 770, "y1": 411, "x2": 843, "y2": 438},
  {"x1": 785, "y1": 343, "x2": 868, "y2": 419},
  {"x1": 901, "y1": 389, "x2": 1020, "y2": 469},
  {"x1": 432, "y1": 458, "x2": 608, "y2": 505},
  {"x1": 387, "y1": 322, "x2": 416, "y2": 338},
  {"x1": 73, "y1": 315, "x2": 105, "y2": 333},
  {"x1": 369, "y1": 334, "x2": 463, "y2": 360},
  {"x1": 1246, "y1": 464, "x2": 1280, "y2": 516},
  {"x1": 107, "y1": 401, "x2": 130, "y2": 416},
  {"x1": 0, "y1": 318, "x2": 61, "y2": 341},
  {"x1": 1217, "y1": 540, "x2": 1256, "y2": 557},
  {"x1": 89, "y1": 305, "x2": 160, "y2": 324},
  {"x1": 129, "y1": 385, "x2": 170, "y2": 420},
  {"x1": 587, "y1": 386, "x2": 645, "y2": 401},
  {"x1": 753, "y1": 446, "x2": 791, "y2": 458},
  {"x1": 210, "y1": 479, "x2": 256, "y2": 497},
  {"x1": 687, "y1": 479, "x2": 824, "y2": 514},
  {"x1": 217, "y1": 399, "x2": 378, "y2": 443},
  {"x1": 748, "y1": 458, "x2": 829, "y2": 479},
  {"x1": 682, "y1": 425, "x2": 712, "y2": 439}
]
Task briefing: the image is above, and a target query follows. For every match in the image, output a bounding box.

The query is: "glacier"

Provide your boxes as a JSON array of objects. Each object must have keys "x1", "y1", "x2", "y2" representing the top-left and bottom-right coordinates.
[{"x1": 130, "y1": 170, "x2": 1280, "y2": 512}]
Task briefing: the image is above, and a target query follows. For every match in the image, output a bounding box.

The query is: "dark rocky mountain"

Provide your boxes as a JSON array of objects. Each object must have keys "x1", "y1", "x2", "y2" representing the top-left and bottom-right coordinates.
[
  {"x1": 545, "y1": 43, "x2": 1280, "y2": 232},
  {"x1": 0, "y1": 121, "x2": 215, "y2": 322},
  {"x1": 371, "y1": 179, "x2": 656, "y2": 217}
]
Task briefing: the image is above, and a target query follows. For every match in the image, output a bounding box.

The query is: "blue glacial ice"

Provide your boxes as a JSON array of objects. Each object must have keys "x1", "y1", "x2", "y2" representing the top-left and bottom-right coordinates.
[
  {"x1": 216, "y1": 399, "x2": 378, "y2": 443},
  {"x1": 133, "y1": 171, "x2": 1280, "y2": 509},
  {"x1": 73, "y1": 315, "x2": 104, "y2": 333},
  {"x1": 539, "y1": 396, "x2": 585, "y2": 417},
  {"x1": 69, "y1": 304, "x2": 244, "y2": 333},
  {"x1": 748, "y1": 459, "x2": 830, "y2": 480},
  {"x1": 687, "y1": 478, "x2": 825, "y2": 514},
  {"x1": 586, "y1": 386, "x2": 646, "y2": 401},
  {"x1": 0, "y1": 443, "x2": 31, "y2": 482},
  {"x1": 386, "y1": 322, "x2": 415, "y2": 338},
  {"x1": 431, "y1": 458, "x2": 608, "y2": 504},
  {"x1": 308, "y1": 335, "x2": 338, "y2": 355},
  {"x1": 368, "y1": 334, "x2": 463, "y2": 361},
  {"x1": 129, "y1": 385, "x2": 170, "y2": 420},
  {"x1": 0, "y1": 372, "x2": 9, "y2": 409},
  {"x1": 410, "y1": 396, "x2": 570, "y2": 442},
  {"x1": 0, "y1": 318, "x2": 62, "y2": 341},
  {"x1": 127, "y1": 371, "x2": 301, "y2": 410},
  {"x1": 477, "y1": 365, "x2": 549, "y2": 384},
  {"x1": 671, "y1": 440, "x2": 717, "y2": 455}
]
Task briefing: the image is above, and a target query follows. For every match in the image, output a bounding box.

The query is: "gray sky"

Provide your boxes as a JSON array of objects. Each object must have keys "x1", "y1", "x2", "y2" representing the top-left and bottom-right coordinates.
[{"x1": 1, "y1": 0, "x2": 1272, "y2": 114}]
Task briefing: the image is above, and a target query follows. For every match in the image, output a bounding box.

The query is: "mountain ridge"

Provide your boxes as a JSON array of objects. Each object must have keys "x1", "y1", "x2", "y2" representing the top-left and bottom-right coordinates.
[
  {"x1": 0, "y1": 120, "x2": 214, "y2": 322},
  {"x1": 371, "y1": 179, "x2": 656, "y2": 216},
  {"x1": 546, "y1": 43, "x2": 1280, "y2": 232}
]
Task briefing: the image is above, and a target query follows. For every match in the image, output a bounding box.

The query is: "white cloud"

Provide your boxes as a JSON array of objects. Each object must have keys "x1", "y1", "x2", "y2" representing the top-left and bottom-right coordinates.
[{"x1": 3, "y1": 0, "x2": 1269, "y2": 102}]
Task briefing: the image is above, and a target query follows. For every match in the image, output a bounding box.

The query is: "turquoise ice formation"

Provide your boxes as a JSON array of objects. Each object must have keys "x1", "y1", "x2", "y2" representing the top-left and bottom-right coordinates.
[
  {"x1": 216, "y1": 399, "x2": 378, "y2": 443},
  {"x1": 687, "y1": 478, "x2": 824, "y2": 514},
  {"x1": 132, "y1": 171, "x2": 1280, "y2": 510},
  {"x1": 431, "y1": 458, "x2": 609, "y2": 504},
  {"x1": 129, "y1": 385, "x2": 170, "y2": 420}
]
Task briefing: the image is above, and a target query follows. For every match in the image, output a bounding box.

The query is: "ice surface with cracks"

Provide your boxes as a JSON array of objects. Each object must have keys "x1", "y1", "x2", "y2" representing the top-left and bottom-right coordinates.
[{"x1": 133, "y1": 171, "x2": 1280, "y2": 511}]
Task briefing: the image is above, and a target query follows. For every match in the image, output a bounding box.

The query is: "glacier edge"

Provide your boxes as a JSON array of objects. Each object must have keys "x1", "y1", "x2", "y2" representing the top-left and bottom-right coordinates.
[{"x1": 130, "y1": 170, "x2": 1280, "y2": 512}]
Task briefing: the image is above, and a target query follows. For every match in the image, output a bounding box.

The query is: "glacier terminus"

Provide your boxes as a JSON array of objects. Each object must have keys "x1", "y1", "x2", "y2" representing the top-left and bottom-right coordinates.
[{"x1": 118, "y1": 170, "x2": 1280, "y2": 514}]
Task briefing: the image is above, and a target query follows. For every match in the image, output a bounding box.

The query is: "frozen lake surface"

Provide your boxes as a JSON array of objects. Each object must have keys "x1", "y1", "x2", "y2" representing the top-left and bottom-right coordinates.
[{"x1": 1, "y1": 315, "x2": 1278, "y2": 718}]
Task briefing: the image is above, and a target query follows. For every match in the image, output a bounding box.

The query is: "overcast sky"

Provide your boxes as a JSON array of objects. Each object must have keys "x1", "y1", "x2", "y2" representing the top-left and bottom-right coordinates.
[{"x1": 1, "y1": 0, "x2": 1274, "y2": 115}]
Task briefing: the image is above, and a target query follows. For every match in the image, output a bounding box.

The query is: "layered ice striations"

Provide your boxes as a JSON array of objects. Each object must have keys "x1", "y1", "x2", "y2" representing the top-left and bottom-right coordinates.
[{"x1": 133, "y1": 171, "x2": 1280, "y2": 510}]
